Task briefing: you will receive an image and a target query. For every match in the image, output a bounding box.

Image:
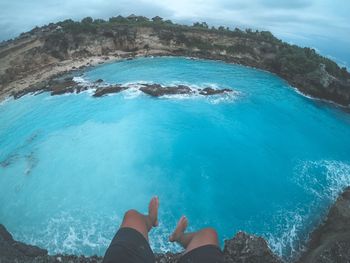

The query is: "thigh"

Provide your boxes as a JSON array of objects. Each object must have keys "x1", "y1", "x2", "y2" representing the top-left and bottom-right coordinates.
[
  {"x1": 179, "y1": 245, "x2": 224, "y2": 263},
  {"x1": 103, "y1": 227, "x2": 155, "y2": 263}
]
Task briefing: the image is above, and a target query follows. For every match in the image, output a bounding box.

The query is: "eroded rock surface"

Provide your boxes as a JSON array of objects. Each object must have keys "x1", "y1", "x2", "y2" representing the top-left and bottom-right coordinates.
[
  {"x1": 0, "y1": 224, "x2": 47, "y2": 262},
  {"x1": 223, "y1": 232, "x2": 283, "y2": 263},
  {"x1": 298, "y1": 186, "x2": 350, "y2": 263}
]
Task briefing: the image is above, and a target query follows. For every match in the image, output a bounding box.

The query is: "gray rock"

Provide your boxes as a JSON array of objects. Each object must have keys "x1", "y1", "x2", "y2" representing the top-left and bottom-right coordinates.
[
  {"x1": 139, "y1": 84, "x2": 193, "y2": 97},
  {"x1": 199, "y1": 87, "x2": 232, "y2": 95},
  {"x1": 223, "y1": 232, "x2": 283, "y2": 263},
  {"x1": 0, "y1": 224, "x2": 47, "y2": 262},
  {"x1": 93, "y1": 85, "x2": 126, "y2": 97},
  {"x1": 298, "y1": 187, "x2": 350, "y2": 263}
]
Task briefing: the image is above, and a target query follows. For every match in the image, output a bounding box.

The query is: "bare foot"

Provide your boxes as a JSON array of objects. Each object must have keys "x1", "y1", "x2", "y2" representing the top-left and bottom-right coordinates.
[
  {"x1": 169, "y1": 215, "x2": 188, "y2": 242},
  {"x1": 147, "y1": 196, "x2": 159, "y2": 227}
]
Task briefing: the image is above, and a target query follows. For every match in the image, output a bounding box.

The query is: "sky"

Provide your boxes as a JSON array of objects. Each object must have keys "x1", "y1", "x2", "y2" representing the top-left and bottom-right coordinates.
[{"x1": 0, "y1": 0, "x2": 349, "y2": 67}]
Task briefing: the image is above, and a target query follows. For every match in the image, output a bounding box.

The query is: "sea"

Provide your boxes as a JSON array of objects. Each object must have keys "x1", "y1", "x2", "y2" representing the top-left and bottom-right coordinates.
[{"x1": 1, "y1": 57, "x2": 350, "y2": 260}]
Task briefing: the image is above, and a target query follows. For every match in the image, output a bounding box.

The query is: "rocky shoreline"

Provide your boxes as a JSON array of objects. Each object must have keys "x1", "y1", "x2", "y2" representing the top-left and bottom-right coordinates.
[
  {"x1": 11, "y1": 73, "x2": 235, "y2": 100},
  {"x1": 1, "y1": 187, "x2": 350, "y2": 263}
]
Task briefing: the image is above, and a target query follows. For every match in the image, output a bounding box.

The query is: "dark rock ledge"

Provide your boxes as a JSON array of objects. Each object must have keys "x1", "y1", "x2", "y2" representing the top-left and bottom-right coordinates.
[
  {"x1": 12, "y1": 77, "x2": 234, "y2": 99},
  {"x1": 1, "y1": 187, "x2": 350, "y2": 263}
]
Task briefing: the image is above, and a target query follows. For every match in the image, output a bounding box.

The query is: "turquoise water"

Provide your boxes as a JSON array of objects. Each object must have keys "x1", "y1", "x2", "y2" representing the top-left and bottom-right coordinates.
[{"x1": 1, "y1": 57, "x2": 350, "y2": 260}]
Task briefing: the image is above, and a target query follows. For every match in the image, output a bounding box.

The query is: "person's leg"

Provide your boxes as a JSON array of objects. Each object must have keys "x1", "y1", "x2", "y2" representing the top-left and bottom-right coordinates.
[
  {"x1": 120, "y1": 196, "x2": 159, "y2": 241},
  {"x1": 102, "y1": 197, "x2": 159, "y2": 263},
  {"x1": 169, "y1": 216, "x2": 219, "y2": 253}
]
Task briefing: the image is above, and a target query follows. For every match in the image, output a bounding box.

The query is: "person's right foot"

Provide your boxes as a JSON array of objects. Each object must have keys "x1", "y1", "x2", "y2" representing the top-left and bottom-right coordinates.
[
  {"x1": 169, "y1": 215, "x2": 188, "y2": 242},
  {"x1": 148, "y1": 196, "x2": 159, "y2": 227}
]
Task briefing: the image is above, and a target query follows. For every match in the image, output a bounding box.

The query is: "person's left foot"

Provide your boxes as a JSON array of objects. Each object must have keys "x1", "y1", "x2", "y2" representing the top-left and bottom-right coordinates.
[
  {"x1": 147, "y1": 196, "x2": 159, "y2": 227},
  {"x1": 169, "y1": 215, "x2": 188, "y2": 242}
]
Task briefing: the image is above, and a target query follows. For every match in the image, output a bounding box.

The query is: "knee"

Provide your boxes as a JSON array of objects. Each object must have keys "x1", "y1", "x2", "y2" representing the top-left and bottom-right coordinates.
[
  {"x1": 124, "y1": 209, "x2": 141, "y2": 219},
  {"x1": 200, "y1": 227, "x2": 219, "y2": 243}
]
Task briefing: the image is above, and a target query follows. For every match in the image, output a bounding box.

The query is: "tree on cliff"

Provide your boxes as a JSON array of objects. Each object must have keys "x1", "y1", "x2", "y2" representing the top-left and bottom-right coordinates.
[
  {"x1": 193, "y1": 22, "x2": 209, "y2": 29},
  {"x1": 81, "y1": 17, "x2": 93, "y2": 24},
  {"x1": 152, "y1": 16, "x2": 163, "y2": 22}
]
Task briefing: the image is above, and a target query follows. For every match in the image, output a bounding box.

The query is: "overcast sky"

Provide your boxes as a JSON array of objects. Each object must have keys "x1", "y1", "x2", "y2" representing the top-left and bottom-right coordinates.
[{"x1": 1, "y1": 0, "x2": 349, "y2": 66}]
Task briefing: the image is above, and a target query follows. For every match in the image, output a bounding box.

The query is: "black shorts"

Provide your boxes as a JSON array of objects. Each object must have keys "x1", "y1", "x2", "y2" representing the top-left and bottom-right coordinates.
[{"x1": 102, "y1": 227, "x2": 224, "y2": 263}]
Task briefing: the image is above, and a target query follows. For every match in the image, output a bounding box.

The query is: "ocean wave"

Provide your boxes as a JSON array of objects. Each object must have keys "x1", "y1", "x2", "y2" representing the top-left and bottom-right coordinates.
[
  {"x1": 265, "y1": 159, "x2": 350, "y2": 260},
  {"x1": 265, "y1": 209, "x2": 305, "y2": 260},
  {"x1": 294, "y1": 160, "x2": 350, "y2": 201},
  {"x1": 19, "y1": 211, "x2": 121, "y2": 256}
]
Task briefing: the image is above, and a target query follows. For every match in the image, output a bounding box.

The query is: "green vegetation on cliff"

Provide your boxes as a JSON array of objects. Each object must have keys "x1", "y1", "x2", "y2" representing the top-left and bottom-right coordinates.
[{"x1": 47, "y1": 15, "x2": 349, "y2": 80}]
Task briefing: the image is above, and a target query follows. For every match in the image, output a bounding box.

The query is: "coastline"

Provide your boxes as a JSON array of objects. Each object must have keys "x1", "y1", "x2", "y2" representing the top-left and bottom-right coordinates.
[
  {"x1": 1, "y1": 21, "x2": 349, "y2": 108},
  {"x1": 1, "y1": 52, "x2": 349, "y2": 113}
]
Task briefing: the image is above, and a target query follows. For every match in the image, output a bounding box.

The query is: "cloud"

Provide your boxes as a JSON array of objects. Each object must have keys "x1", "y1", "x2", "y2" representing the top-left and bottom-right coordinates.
[{"x1": 258, "y1": 0, "x2": 313, "y2": 9}]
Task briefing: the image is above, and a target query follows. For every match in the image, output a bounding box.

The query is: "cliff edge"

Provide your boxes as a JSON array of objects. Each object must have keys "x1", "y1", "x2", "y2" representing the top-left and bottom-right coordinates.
[{"x1": 1, "y1": 187, "x2": 350, "y2": 263}]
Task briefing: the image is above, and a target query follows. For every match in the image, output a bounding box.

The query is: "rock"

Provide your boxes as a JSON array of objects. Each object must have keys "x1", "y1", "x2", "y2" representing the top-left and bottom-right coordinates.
[
  {"x1": 298, "y1": 186, "x2": 350, "y2": 263},
  {"x1": 93, "y1": 85, "x2": 126, "y2": 97},
  {"x1": 50, "y1": 78, "x2": 77, "y2": 95},
  {"x1": 139, "y1": 84, "x2": 193, "y2": 97},
  {"x1": 223, "y1": 232, "x2": 283, "y2": 263},
  {"x1": 0, "y1": 224, "x2": 47, "y2": 262},
  {"x1": 199, "y1": 87, "x2": 232, "y2": 95},
  {"x1": 95, "y1": 79, "x2": 104, "y2": 83},
  {"x1": 76, "y1": 86, "x2": 89, "y2": 94},
  {"x1": 12, "y1": 80, "x2": 49, "y2": 99},
  {"x1": 0, "y1": 224, "x2": 13, "y2": 241}
]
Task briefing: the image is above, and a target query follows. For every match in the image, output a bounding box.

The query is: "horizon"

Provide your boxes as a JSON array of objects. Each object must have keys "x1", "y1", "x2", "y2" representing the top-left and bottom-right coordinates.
[{"x1": 0, "y1": 0, "x2": 349, "y2": 67}]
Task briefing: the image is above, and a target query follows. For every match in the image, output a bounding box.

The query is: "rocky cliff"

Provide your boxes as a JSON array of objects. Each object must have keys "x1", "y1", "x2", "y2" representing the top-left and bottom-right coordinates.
[
  {"x1": 1, "y1": 187, "x2": 350, "y2": 263},
  {"x1": 0, "y1": 16, "x2": 349, "y2": 107}
]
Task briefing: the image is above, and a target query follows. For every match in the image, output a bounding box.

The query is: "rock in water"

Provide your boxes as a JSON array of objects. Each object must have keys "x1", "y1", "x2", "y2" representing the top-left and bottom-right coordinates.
[
  {"x1": 298, "y1": 186, "x2": 350, "y2": 263},
  {"x1": 199, "y1": 87, "x2": 232, "y2": 95},
  {"x1": 50, "y1": 78, "x2": 77, "y2": 95},
  {"x1": 93, "y1": 85, "x2": 126, "y2": 97},
  {"x1": 139, "y1": 84, "x2": 193, "y2": 97}
]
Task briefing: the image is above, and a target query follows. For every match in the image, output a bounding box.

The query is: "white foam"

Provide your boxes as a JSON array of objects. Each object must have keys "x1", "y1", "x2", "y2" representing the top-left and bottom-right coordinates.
[
  {"x1": 266, "y1": 209, "x2": 304, "y2": 259},
  {"x1": 122, "y1": 86, "x2": 144, "y2": 99},
  {"x1": 266, "y1": 159, "x2": 350, "y2": 260},
  {"x1": 294, "y1": 160, "x2": 350, "y2": 201},
  {"x1": 62, "y1": 227, "x2": 79, "y2": 252},
  {"x1": 72, "y1": 76, "x2": 91, "y2": 86}
]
